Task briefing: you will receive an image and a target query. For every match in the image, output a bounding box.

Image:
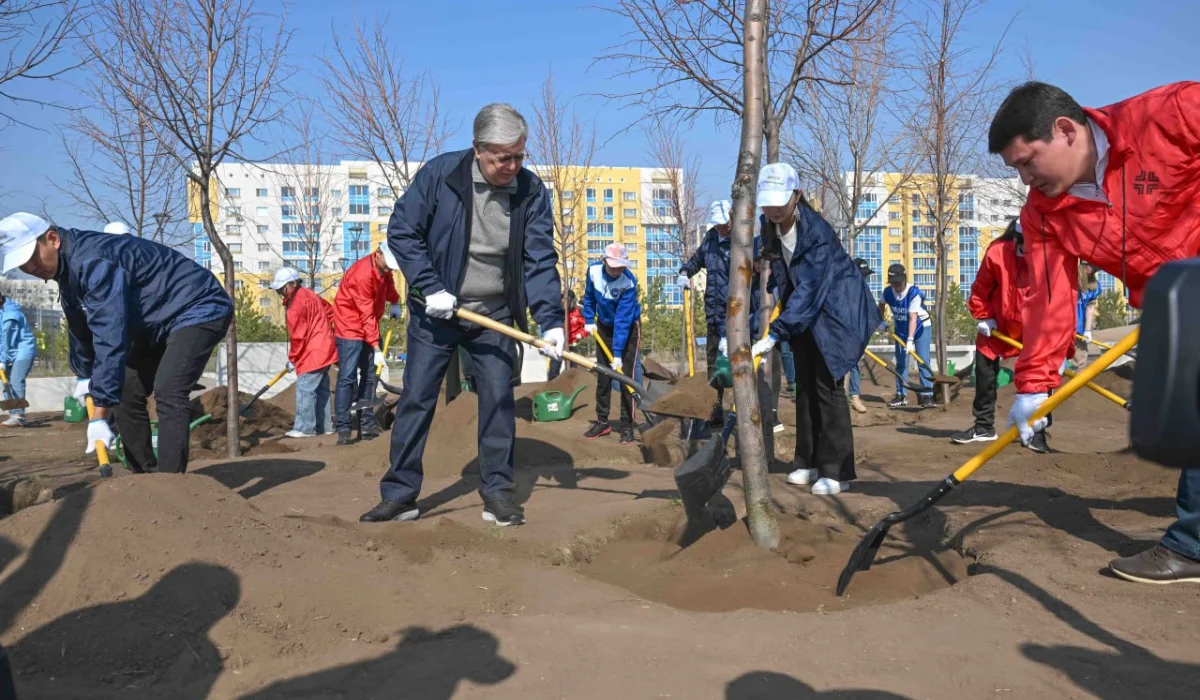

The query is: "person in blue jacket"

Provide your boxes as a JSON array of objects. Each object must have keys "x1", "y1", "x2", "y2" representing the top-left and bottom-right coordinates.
[
  {"x1": 877, "y1": 263, "x2": 934, "y2": 408},
  {"x1": 1074, "y1": 262, "x2": 1101, "y2": 367},
  {"x1": 361, "y1": 104, "x2": 565, "y2": 527},
  {"x1": 581, "y1": 242, "x2": 642, "y2": 444},
  {"x1": 0, "y1": 212, "x2": 232, "y2": 473},
  {"x1": 0, "y1": 291, "x2": 36, "y2": 427},
  {"x1": 750, "y1": 163, "x2": 880, "y2": 496}
]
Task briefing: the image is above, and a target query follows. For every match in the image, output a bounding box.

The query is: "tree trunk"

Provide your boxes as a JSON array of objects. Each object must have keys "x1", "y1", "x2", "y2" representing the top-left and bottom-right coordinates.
[
  {"x1": 199, "y1": 182, "x2": 241, "y2": 458},
  {"x1": 730, "y1": 0, "x2": 778, "y2": 550}
]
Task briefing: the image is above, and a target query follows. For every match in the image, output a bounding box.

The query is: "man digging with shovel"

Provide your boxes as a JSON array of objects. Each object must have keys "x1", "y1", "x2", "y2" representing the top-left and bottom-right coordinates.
[
  {"x1": 359, "y1": 103, "x2": 565, "y2": 527},
  {"x1": 273, "y1": 267, "x2": 336, "y2": 439}
]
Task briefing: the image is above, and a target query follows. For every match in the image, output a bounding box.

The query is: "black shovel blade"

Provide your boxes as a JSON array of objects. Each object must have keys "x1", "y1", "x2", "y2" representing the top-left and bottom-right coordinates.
[
  {"x1": 0, "y1": 399, "x2": 28, "y2": 411},
  {"x1": 835, "y1": 518, "x2": 892, "y2": 596},
  {"x1": 673, "y1": 433, "x2": 731, "y2": 522}
]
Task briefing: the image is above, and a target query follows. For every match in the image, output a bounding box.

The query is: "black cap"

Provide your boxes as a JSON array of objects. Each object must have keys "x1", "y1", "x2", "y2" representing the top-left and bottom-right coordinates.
[
  {"x1": 887, "y1": 263, "x2": 906, "y2": 283},
  {"x1": 853, "y1": 257, "x2": 873, "y2": 278}
]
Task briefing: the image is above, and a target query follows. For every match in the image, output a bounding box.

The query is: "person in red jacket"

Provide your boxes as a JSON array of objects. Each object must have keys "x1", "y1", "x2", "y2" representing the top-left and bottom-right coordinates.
[
  {"x1": 547, "y1": 290, "x2": 589, "y2": 381},
  {"x1": 272, "y1": 267, "x2": 337, "y2": 438},
  {"x1": 989, "y1": 80, "x2": 1200, "y2": 584},
  {"x1": 332, "y1": 242, "x2": 401, "y2": 445}
]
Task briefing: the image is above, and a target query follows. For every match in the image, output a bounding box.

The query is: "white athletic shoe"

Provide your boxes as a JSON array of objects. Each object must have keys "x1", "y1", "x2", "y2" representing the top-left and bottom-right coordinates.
[
  {"x1": 786, "y1": 468, "x2": 818, "y2": 485},
  {"x1": 810, "y1": 478, "x2": 849, "y2": 495},
  {"x1": 284, "y1": 429, "x2": 315, "y2": 439},
  {"x1": 2, "y1": 415, "x2": 25, "y2": 427}
]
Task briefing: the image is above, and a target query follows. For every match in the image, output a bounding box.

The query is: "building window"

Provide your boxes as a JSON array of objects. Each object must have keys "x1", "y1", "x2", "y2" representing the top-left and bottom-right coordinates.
[
  {"x1": 914, "y1": 241, "x2": 935, "y2": 255},
  {"x1": 234, "y1": 261, "x2": 244, "y2": 272},
  {"x1": 258, "y1": 243, "x2": 269, "y2": 252},
  {"x1": 1004, "y1": 199, "x2": 1013, "y2": 207},
  {"x1": 911, "y1": 210, "x2": 920, "y2": 223},
  {"x1": 331, "y1": 189, "x2": 342, "y2": 199},
  {"x1": 376, "y1": 223, "x2": 387, "y2": 234},
  {"x1": 853, "y1": 227, "x2": 884, "y2": 298},
  {"x1": 623, "y1": 208, "x2": 637, "y2": 218},
  {"x1": 586, "y1": 223, "x2": 614, "y2": 235},
  {"x1": 256, "y1": 206, "x2": 269, "y2": 217},
  {"x1": 225, "y1": 187, "x2": 240, "y2": 198},
  {"x1": 377, "y1": 206, "x2": 390, "y2": 216},
  {"x1": 586, "y1": 188, "x2": 596, "y2": 202},
  {"x1": 912, "y1": 257, "x2": 936, "y2": 271},
  {"x1": 889, "y1": 243, "x2": 902, "y2": 253},
  {"x1": 563, "y1": 224, "x2": 574, "y2": 235},
  {"x1": 235, "y1": 279, "x2": 244, "y2": 290},
  {"x1": 604, "y1": 206, "x2": 614, "y2": 221},
  {"x1": 626, "y1": 242, "x2": 638, "y2": 252},
  {"x1": 330, "y1": 207, "x2": 342, "y2": 219},
  {"x1": 228, "y1": 242, "x2": 242, "y2": 253},
  {"x1": 889, "y1": 228, "x2": 901, "y2": 237},
  {"x1": 587, "y1": 239, "x2": 606, "y2": 255},
  {"x1": 348, "y1": 185, "x2": 369, "y2": 215},
  {"x1": 225, "y1": 224, "x2": 241, "y2": 236},
  {"x1": 889, "y1": 211, "x2": 900, "y2": 220},
  {"x1": 586, "y1": 206, "x2": 596, "y2": 220},
  {"x1": 624, "y1": 225, "x2": 637, "y2": 235},
  {"x1": 990, "y1": 198, "x2": 999, "y2": 206},
  {"x1": 223, "y1": 205, "x2": 242, "y2": 218},
  {"x1": 910, "y1": 193, "x2": 920, "y2": 206},
  {"x1": 562, "y1": 190, "x2": 574, "y2": 200},
  {"x1": 603, "y1": 188, "x2": 614, "y2": 202},
  {"x1": 255, "y1": 188, "x2": 268, "y2": 197},
  {"x1": 913, "y1": 225, "x2": 935, "y2": 239},
  {"x1": 281, "y1": 186, "x2": 295, "y2": 200},
  {"x1": 258, "y1": 297, "x2": 271, "y2": 308},
  {"x1": 377, "y1": 187, "x2": 394, "y2": 198},
  {"x1": 258, "y1": 279, "x2": 270, "y2": 288},
  {"x1": 623, "y1": 191, "x2": 636, "y2": 201},
  {"x1": 627, "y1": 260, "x2": 638, "y2": 269},
  {"x1": 258, "y1": 261, "x2": 270, "y2": 272},
  {"x1": 855, "y1": 192, "x2": 878, "y2": 220},
  {"x1": 281, "y1": 205, "x2": 296, "y2": 219}
]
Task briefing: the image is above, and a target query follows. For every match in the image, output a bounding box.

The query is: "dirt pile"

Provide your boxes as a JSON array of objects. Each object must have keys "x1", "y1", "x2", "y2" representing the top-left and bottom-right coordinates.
[
  {"x1": 646, "y1": 373, "x2": 717, "y2": 420},
  {"x1": 189, "y1": 387, "x2": 296, "y2": 458},
  {"x1": 541, "y1": 367, "x2": 597, "y2": 398}
]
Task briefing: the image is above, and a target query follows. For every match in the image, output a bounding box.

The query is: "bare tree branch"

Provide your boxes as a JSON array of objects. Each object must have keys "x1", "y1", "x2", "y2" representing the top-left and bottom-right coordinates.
[{"x1": 0, "y1": 0, "x2": 86, "y2": 128}]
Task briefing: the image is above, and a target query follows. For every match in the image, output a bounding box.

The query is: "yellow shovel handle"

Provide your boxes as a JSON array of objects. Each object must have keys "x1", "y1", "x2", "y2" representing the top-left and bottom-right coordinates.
[
  {"x1": 84, "y1": 395, "x2": 111, "y2": 466},
  {"x1": 991, "y1": 331, "x2": 1129, "y2": 410},
  {"x1": 890, "y1": 331, "x2": 929, "y2": 366},
  {"x1": 593, "y1": 331, "x2": 635, "y2": 396}
]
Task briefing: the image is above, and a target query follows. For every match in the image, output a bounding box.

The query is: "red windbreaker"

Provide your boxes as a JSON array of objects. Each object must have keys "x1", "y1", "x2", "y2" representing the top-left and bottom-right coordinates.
[
  {"x1": 285, "y1": 286, "x2": 337, "y2": 375},
  {"x1": 1016, "y1": 81, "x2": 1200, "y2": 393},
  {"x1": 333, "y1": 254, "x2": 399, "y2": 344},
  {"x1": 567, "y1": 307, "x2": 588, "y2": 345},
  {"x1": 969, "y1": 238, "x2": 1025, "y2": 361}
]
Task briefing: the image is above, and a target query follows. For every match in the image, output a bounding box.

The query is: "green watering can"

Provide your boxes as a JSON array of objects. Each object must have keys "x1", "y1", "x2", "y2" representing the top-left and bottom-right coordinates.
[
  {"x1": 64, "y1": 396, "x2": 87, "y2": 423},
  {"x1": 533, "y1": 385, "x2": 587, "y2": 423},
  {"x1": 711, "y1": 353, "x2": 733, "y2": 389}
]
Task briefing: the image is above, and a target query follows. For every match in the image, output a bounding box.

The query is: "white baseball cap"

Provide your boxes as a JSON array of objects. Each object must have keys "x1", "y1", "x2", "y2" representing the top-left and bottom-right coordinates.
[
  {"x1": 271, "y1": 266, "x2": 301, "y2": 290},
  {"x1": 378, "y1": 241, "x2": 401, "y2": 270},
  {"x1": 706, "y1": 200, "x2": 732, "y2": 227},
  {"x1": 603, "y1": 242, "x2": 630, "y2": 268},
  {"x1": 103, "y1": 221, "x2": 131, "y2": 235},
  {"x1": 0, "y1": 212, "x2": 51, "y2": 273},
  {"x1": 756, "y1": 163, "x2": 801, "y2": 208}
]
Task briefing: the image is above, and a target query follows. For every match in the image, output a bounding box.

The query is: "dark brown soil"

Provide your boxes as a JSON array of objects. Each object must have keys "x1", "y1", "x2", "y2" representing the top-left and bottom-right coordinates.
[
  {"x1": 188, "y1": 387, "x2": 296, "y2": 458},
  {"x1": 646, "y1": 373, "x2": 717, "y2": 420}
]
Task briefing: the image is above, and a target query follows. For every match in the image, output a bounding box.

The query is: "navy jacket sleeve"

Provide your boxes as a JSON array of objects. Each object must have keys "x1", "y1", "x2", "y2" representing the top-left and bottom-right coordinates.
[
  {"x1": 770, "y1": 218, "x2": 836, "y2": 341},
  {"x1": 680, "y1": 231, "x2": 709, "y2": 277},
  {"x1": 387, "y1": 161, "x2": 445, "y2": 296},
  {"x1": 522, "y1": 185, "x2": 565, "y2": 330},
  {"x1": 79, "y1": 259, "x2": 132, "y2": 407},
  {"x1": 66, "y1": 328, "x2": 93, "y2": 379}
]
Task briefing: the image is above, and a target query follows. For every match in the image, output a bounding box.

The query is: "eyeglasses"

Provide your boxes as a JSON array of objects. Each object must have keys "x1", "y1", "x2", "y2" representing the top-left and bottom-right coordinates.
[{"x1": 485, "y1": 150, "x2": 528, "y2": 166}]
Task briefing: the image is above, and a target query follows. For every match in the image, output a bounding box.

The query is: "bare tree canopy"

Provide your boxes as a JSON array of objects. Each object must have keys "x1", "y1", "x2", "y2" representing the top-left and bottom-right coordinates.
[
  {"x1": 320, "y1": 15, "x2": 455, "y2": 196},
  {"x1": 0, "y1": 0, "x2": 83, "y2": 127}
]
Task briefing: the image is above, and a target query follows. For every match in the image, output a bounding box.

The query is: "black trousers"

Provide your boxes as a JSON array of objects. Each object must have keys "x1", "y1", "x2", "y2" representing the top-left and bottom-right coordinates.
[
  {"x1": 791, "y1": 330, "x2": 855, "y2": 482},
  {"x1": 973, "y1": 352, "x2": 1053, "y2": 433},
  {"x1": 115, "y1": 315, "x2": 230, "y2": 474},
  {"x1": 595, "y1": 321, "x2": 640, "y2": 426},
  {"x1": 706, "y1": 322, "x2": 725, "y2": 419}
]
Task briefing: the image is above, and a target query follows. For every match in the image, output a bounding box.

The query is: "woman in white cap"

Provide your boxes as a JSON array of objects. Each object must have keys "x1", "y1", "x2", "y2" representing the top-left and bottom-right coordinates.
[
  {"x1": 751, "y1": 163, "x2": 881, "y2": 495},
  {"x1": 581, "y1": 242, "x2": 642, "y2": 444}
]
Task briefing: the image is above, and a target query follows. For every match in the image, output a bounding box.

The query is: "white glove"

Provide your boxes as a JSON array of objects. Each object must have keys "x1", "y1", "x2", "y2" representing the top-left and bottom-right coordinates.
[
  {"x1": 374, "y1": 350, "x2": 386, "y2": 368},
  {"x1": 676, "y1": 274, "x2": 690, "y2": 290},
  {"x1": 85, "y1": 419, "x2": 115, "y2": 454},
  {"x1": 584, "y1": 323, "x2": 597, "y2": 335},
  {"x1": 906, "y1": 339, "x2": 915, "y2": 356},
  {"x1": 423, "y1": 291, "x2": 457, "y2": 320},
  {"x1": 388, "y1": 303, "x2": 402, "y2": 320},
  {"x1": 539, "y1": 327, "x2": 565, "y2": 361},
  {"x1": 1007, "y1": 392, "x2": 1049, "y2": 446},
  {"x1": 1083, "y1": 330, "x2": 1093, "y2": 342},
  {"x1": 73, "y1": 378, "x2": 90, "y2": 401},
  {"x1": 613, "y1": 355, "x2": 624, "y2": 372},
  {"x1": 286, "y1": 361, "x2": 295, "y2": 372},
  {"x1": 751, "y1": 335, "x2": 776, "y2": 358},
  {"x1": 977, "y1": 319, "x2": 996, "y2": 337},
  {"x1": 717, "y1": 338, "x2": 727, "y2": 355}
]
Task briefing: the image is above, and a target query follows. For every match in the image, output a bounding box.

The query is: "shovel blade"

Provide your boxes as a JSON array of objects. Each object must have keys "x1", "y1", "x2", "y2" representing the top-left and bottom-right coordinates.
[
  {"x1": 0, "y1": 399, "x2": 28, "y2": 410},
  {"x1": 836, "y1": 518, "x2": 893, "y2": 596},
  {"x1": 673, "y1": 433, "x2": 731, "y2": 523}
]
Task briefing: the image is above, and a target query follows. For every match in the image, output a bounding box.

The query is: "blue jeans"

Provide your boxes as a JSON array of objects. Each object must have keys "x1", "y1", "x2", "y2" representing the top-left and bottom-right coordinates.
[
  {"x1": 780, "y1": 341, "x2": 796, "y2": 387},
  {"x1": 3, "y1": 357, "x2": 33, "y2": 417},
  {"x1": 293, "y1": 367, "x2": 332, "y2": 435},
  {"x1": 847, "y1": 363, "x2": 861, "y2": 397},
  {"x1": 334, "y1": 338, "x2": 379, "y2": 434},
  {"x1": 1162, "y1": 469, "x2": 1200, "y2": 561},
  {"x1": 380, "y1": 309, "x2": 520, "y2": 504},
  {"x1": 894, "y1": 329, "x2": 932, "y2": 398}
]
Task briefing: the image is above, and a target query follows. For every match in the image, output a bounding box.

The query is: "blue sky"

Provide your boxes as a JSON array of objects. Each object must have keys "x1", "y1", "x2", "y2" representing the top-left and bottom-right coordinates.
[{"x1": 2, "y1": 0, "x2": 1198, "y2": 231}]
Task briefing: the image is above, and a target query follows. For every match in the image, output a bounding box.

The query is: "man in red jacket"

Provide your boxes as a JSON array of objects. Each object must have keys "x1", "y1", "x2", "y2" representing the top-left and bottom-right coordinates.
[
  {"x1": 989, "y1": 80, "x2": 1200, "y2": 584},
  {"x1": 273, "y1": 267, "x2": 337, "y2": 438},
  {"x1": 333, "y1": 242, "x2": 401, "y2": 445}
]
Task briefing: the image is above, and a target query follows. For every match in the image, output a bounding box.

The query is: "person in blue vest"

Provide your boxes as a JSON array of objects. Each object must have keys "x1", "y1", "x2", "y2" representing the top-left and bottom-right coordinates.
[
  {"x1": 751, "y1": 163, "x2": 880, "y2": 496},
  {"x1": 1074, "y1": 262, "x2": 1101, "y2": 367},
  {"x1": 0, "y1": 212, "x2": 233, "y2": 472},
  {"x1": 0, "y1": 290, "x2": 36, "y2": 427},
  {"x1": 581, "y1": 242, "x2": 642, "y2": 444},
  {"x1": 877, "y1": 263, "x2": 934, "y2": 408}
]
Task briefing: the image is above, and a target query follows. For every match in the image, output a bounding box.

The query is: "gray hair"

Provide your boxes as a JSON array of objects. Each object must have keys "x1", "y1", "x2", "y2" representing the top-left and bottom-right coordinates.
[{"x1": 473, "y1": 103, "x2": 528, "y2": 148}]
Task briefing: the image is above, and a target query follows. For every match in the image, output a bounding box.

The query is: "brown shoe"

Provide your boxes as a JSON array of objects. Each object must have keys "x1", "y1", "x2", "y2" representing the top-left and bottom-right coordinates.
[
  {"x1": 849, "y1": 395, "x2": 867, "y2": 414},
  {"x1": 1109, "y1": 544, "x2": 1200, "y2": 584}
]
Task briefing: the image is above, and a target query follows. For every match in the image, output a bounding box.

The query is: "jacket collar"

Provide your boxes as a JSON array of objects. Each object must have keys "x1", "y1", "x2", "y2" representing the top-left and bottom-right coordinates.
[
  {"x1": 445, "y1": 149, "x2": 534, "y2": 206},
  {"x1": 53, "y1": 228, "x2": 73, "y2": 286},
  {"x1": 1027, "y1": 107, "x2": 1133, "y2": 214}
]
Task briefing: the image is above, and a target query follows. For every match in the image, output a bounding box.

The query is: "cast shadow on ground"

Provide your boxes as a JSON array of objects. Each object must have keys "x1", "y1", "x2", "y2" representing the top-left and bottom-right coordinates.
[
  {"x1": 238, "y1": 624, "x2": 515, "y2": 699},
  {"x1": 195, "y1": 459, "x2": 325, "y2": 500},
  {"x1": 978, "y1": 564, "x2": 1199, "y2": 700},
  {"x1": 894, "y1": 425, "x2": 963, "y2": 440},
  {"x1": 417, "y1": 438, "x2": 666, "y2": 516},
  {"x1": 11, "y1": 562, "x2": 238, "y2": 699},
  {"x1": 726, "y1": 671, "x2": 914, "y2": 699}
]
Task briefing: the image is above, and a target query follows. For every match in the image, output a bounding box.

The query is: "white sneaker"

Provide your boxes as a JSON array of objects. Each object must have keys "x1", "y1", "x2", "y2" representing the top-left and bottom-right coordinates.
[
  {"x1": 284, "y1": 430, "x2": 315, "y2": 439},
  {"x1": 810, "y1": 478, "x2": 849, "y2": 495},
  {"x1": 786, "y1": 468, "x2": 818, "y2": 485},
  {"x1": 2, "y1": 415, "x2": 25, "y2": 427}
]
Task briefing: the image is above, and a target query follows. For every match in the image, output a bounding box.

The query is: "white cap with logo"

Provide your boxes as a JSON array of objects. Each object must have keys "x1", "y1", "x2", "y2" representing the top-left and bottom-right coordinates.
[
  {"x1": 0, "y1": 212, "x2": 51, "y2": 273},
  {"x1": 271, "y1": 266, "x2": 301, "y2": 290},
  {"x1": 706, "y1": 200, "x2": 732, "y2": 226},
  {"x1": 756, "y1": 163, "x2": 801, "y2": 208}
]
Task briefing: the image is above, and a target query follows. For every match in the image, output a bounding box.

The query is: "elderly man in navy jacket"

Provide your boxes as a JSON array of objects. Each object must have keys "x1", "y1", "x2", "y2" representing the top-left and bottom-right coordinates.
[
  {"x1": 0, "y1": 212, "x2": 232, "y2": 474},
  {"x1": 360, "y1": 103, "x2": 565, "y2": 527}
]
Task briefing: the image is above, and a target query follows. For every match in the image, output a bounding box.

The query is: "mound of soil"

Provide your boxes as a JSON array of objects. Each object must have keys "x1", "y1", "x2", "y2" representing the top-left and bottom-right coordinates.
[
  {"x1": 189, "y1": 387, "x2": 296, "y2": 458},
  {"x1": 647, "y1": 374, "x2": 717, "y2": 420},
  {"x1": 576, "y1": 506, "x2": 968, "y2": 613}
]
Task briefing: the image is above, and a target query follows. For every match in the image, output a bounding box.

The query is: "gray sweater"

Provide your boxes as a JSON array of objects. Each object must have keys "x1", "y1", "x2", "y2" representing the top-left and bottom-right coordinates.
[{"x1": 458, "y1": 159, "x2": 516, "y2": 318}]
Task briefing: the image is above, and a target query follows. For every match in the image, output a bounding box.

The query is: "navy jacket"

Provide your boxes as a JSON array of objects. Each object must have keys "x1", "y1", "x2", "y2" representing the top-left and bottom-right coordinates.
[
  {"x1": 767, "y1": 204, "x2": 881, "y2": 379},
  {"x1": 55, "y1": 229, "x2": 233, "y2": 407},
  {"x1": 386, "y1": 149, "x2": 564, "y2": 333},
  {"x1": 681, "y1": 228, "x2": 766, "y2": 337}
]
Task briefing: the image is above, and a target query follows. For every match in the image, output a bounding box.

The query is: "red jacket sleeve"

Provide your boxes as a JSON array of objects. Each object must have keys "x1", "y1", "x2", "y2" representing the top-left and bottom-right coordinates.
[
  {"x1": 383, "y1": 272, "x2": 400, "y2": 304},
  {"x1": 968, "y1": 245, "x2": 998, "y2": 320},
  {"x1": 356, "y1": 275, "x2": 381, "y2": 346},
  {"x1": 1014, "y1": 209, "x2": 1079, "y2": 394}
]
